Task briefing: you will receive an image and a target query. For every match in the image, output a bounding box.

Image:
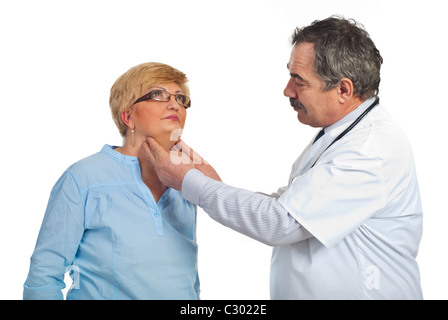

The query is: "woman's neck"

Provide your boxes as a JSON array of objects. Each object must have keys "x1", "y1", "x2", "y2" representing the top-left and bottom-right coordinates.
[
  {"x1": 116, "y1": 136, "x2": 173, "y2": 202},
  {"x1": 117, "y1": 135, "x2": 175, "y2": 157}
]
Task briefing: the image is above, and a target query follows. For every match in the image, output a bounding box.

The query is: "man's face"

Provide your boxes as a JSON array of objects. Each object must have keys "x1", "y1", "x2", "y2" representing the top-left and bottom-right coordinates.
[{"x1": 284, "y1": 42, "x2": 342, "y2": 128}]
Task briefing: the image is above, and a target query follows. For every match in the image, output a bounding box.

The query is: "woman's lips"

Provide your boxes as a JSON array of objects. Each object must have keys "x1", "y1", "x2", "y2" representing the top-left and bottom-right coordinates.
[{"x1": 164, "y1": 114, "x2": 179, "y2": 121}]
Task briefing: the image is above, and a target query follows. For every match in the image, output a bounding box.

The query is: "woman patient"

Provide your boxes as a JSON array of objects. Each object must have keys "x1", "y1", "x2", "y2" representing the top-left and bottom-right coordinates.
[{"x1": 23, "y1": 62, "x2": 199, "y2": 300}]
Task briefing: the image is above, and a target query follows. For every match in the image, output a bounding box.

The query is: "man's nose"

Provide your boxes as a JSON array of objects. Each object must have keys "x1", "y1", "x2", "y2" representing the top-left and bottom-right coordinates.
[{"x1": 284, "y1": 77, "x2": 296, "y2": 98}]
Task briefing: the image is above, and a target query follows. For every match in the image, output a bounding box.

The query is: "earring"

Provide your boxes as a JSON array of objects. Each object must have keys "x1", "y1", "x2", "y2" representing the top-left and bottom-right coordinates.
[{"x1": 131, "y1": 128, "x2": 135, "y2": 147}]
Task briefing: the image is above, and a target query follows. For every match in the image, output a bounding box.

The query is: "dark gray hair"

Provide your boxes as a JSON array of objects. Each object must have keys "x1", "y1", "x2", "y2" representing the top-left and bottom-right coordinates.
[{"x1": 291, "y1": 16, "x2": 383, "y2": 99}]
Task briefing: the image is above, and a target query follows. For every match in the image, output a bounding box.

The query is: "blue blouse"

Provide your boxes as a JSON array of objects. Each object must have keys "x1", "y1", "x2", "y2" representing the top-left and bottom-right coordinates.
[{"x1": 24, "y1": 145, "x2": 199, "y2": 300}]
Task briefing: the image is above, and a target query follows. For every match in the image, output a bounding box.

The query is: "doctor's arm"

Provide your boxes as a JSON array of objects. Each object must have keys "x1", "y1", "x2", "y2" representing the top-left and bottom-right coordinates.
[
  {"x1": 141, "y1": 138, "x2": 312, "y2": 246},
  {"x1": 182, "y1": 169, "x2": 312, "y2": 246}
]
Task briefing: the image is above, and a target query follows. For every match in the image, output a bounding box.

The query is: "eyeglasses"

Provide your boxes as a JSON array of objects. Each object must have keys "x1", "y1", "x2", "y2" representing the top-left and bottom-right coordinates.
[{"x1": 134, "y1": 88, "x2": 191, "y2": 108}]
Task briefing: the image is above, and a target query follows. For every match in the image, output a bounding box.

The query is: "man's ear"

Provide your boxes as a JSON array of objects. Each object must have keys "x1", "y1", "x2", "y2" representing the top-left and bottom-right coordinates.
[
  {"x1": 337, "y1": 78, "x2": 354, "y2": 104},
  {"x1": 121, "y1": 110, "x2": 134, "y2": 128}
]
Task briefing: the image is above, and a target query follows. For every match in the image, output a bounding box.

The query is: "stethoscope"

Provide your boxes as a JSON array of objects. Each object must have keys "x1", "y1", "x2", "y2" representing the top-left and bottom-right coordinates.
[{"x1": 310, "y1": 97, "x2": 380, "y2": 168}]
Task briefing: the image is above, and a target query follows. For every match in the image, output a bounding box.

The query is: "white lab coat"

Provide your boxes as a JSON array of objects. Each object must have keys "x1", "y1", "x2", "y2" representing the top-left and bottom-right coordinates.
[{"x1": 272, "y1": 98, "x2": 423, "y2": 299}]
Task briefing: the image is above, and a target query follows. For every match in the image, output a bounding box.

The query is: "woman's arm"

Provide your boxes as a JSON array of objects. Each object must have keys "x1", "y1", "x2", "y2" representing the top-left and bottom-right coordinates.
[{"x1": 23, "y1": 169, "x2": 85, "y2": 300}]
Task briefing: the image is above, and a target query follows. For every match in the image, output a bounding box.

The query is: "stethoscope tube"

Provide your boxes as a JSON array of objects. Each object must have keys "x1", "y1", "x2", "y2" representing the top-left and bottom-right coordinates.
[{"x1": 310, "y1": 97, "x2": 380, "y2": 168}]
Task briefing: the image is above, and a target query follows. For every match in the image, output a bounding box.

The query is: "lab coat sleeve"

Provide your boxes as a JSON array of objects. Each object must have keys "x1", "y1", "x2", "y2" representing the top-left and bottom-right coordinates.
[
  {"x1": 23, "y1": 169, "x2": 85, "y2": 300},
  {"x1": 270, "y1": 186, "x2": 288, "y2": 199},
  {"x1": 278, "y1": 151, "x2": 387, "y2": 248}
]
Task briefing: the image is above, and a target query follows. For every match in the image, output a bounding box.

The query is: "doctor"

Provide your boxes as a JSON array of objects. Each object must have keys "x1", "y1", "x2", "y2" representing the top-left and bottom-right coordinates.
[{"x1": 140, "y1": 16, "x2": 423, "y2": 299}]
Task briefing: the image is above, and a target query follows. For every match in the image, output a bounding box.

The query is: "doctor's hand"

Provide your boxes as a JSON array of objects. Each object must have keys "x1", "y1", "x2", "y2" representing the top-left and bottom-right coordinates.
[
  {"x1": 141, "y1": 137, "x2": 221, "y2": 191},
  {"x1": 172, "y1": 140, "x2": 221, "y2": 182}
]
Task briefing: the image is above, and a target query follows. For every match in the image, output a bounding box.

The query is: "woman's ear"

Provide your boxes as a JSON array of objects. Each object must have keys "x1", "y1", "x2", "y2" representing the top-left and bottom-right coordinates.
[
  {"x1": 337, "y1": 78, "x2": 354, "y2": 104},
  {"x1": 121, "y1": 110, "x2": 136, "y2": 147},
  {"x1": 121, "y1": 110, "x2": 134, "y2": 128}
]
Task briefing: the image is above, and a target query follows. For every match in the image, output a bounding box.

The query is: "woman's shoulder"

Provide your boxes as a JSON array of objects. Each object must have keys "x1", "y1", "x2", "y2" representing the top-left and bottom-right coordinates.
[
  {"x1": 65, "y1": 145, "x2": 131, "y2": 187},
  {"x1": 69, "y1": 149, "x2": 111, "y2": 172}
]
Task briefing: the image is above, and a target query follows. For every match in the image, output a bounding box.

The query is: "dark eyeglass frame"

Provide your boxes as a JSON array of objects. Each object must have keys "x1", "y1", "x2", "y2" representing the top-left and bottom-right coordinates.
[{"x1": 134, "y1": 88, "x2": 191, "y2": 108}]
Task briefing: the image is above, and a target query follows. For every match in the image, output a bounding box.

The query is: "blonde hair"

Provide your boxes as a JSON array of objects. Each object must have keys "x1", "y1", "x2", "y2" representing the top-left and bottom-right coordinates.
[{"x1": 109, "y1": 62, "x2": 190, "y2": 137}]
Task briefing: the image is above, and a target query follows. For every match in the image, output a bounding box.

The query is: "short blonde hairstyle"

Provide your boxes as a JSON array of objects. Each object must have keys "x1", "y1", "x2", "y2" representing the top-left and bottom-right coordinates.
[{"x1": 109, "y1": 62, "x2": 190, "y2": 137}]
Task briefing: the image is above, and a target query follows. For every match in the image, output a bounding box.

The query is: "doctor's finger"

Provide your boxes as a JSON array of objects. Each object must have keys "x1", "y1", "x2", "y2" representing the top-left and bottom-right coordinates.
[
  {"x1": 147, "y1": 137, "x2": 169, "y2": 160},
  {"x1": 176, "y1": 140, "x2": 203, "y2": 163},
  {"x1": 174, "y1": 140, "x2": 192, "y2": 158},
  {"x1": 141, "y1": 141, "x2": 157, "y2": 165},
  {"x1": 174, "y1": 139, "x2": 189, "y2": 150}
]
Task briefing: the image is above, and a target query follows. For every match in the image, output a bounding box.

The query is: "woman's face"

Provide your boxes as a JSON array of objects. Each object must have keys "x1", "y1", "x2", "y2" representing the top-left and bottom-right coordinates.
[{"x1": 130, "y1": 82, "x2": 188, "y2": 143}]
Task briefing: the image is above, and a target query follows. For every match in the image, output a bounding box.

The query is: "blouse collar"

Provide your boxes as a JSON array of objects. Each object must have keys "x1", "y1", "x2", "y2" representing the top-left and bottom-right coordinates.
[{"x1": 101, "y1": 144, "x2": 140, "y2": 166}]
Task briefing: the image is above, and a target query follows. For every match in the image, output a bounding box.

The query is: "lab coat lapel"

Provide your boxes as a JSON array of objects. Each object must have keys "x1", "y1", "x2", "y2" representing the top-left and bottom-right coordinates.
[{"x1": 288, "y1": 136, "x2": 329, "y2": 184}]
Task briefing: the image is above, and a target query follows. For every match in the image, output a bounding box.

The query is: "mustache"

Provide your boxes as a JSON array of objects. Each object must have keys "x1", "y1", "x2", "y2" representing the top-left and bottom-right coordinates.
[{"x1": 289, "y1": 98, "x2": 306, "y2": 110}]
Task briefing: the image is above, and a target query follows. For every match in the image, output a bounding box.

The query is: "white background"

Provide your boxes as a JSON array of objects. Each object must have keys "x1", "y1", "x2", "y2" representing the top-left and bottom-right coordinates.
[{"x1": 1, "y1": 0, "x2": 447, "y2": 300}]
